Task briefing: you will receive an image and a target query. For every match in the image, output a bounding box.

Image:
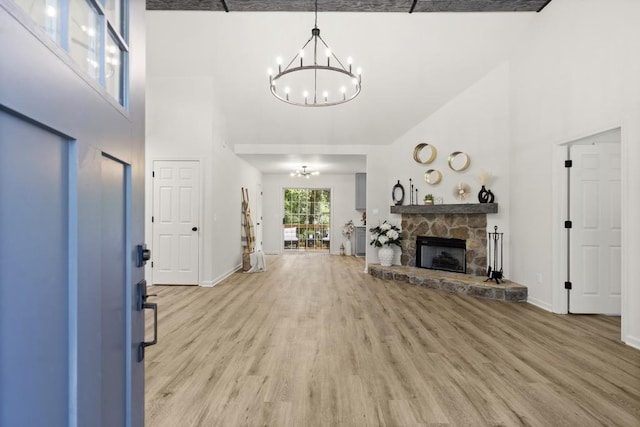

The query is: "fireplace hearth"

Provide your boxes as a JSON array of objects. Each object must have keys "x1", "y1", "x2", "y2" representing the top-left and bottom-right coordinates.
[{"x1": 416, "y1": 236, "x2": 466, "y2": 273}]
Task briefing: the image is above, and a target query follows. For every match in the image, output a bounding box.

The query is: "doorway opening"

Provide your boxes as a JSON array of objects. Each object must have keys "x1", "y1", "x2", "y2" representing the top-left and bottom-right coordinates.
[{"x1": 283, "y1": 188, "x2": 331, "y2": 253}]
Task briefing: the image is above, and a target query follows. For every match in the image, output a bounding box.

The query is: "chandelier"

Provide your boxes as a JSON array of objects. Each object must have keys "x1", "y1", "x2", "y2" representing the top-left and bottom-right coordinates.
[
  {"x1": 290, "y1": 166, "x2": 320, "y2": 178},
  {"x1": 267, "y1": 0, "x2": 362, "y2": 107}
]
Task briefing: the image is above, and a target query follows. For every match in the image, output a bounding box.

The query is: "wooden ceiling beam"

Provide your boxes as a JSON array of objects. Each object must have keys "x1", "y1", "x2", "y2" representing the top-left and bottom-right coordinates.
[{"x1": 147, "y1": 0, "x2": 554, "y2": 13}]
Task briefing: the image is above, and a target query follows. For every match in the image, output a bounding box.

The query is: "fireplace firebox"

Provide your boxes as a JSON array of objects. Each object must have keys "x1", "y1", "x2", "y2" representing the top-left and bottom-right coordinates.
[{"x1": 416, "y1": 236, "x2": 466, "y2": 273}]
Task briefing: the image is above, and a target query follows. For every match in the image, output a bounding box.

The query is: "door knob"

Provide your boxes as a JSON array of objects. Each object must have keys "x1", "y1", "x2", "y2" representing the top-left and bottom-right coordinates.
[{"x1": 192, "y1": 227, "x2": 198, "y2": 231}]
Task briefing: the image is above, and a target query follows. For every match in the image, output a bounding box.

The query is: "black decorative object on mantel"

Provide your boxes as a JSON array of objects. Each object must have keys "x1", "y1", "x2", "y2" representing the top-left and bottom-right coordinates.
[
  {"x1": 478, "y1": 185, "x2": 495, "y2": 203},
  {"x1": 486, "y1": 225, "x2": 504, "y2": 284},
  {"x1": 392, "y1": 180, "x2": 405, "y2": 205},
  {"x1": 409, "y1": 178, "x2": 414, "y2": 205}
]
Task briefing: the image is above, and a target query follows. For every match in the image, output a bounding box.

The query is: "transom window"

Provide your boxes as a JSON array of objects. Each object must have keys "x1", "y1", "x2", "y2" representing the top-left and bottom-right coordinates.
[{"x1": 13, "y1": 0, "x2": 129, "y2": 107}]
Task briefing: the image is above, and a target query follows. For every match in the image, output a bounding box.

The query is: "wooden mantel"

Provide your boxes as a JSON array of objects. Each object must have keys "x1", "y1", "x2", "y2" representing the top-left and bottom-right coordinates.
[{"x1": 390, "y1": 203, "x2": 498, "y2": 215}]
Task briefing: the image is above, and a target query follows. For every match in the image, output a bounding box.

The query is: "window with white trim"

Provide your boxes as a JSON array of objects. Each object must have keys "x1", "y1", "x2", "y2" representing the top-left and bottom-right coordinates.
[{"x1": 13, "y1": 0, "x2": 129, "y2": 107}]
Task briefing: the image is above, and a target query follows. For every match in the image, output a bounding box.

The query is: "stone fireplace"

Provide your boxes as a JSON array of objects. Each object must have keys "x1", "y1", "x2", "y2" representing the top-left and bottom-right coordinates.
[
  {"x1": 390, "y1": 204, "x2": 498, "y2": 276},
  {"x1": 371, "y1": 203, "x2": 527, "y2": 303}
]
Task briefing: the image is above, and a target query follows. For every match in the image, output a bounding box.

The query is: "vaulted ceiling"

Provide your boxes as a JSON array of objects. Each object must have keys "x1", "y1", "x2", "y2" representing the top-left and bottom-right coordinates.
[{"x1": 146, "y1": 1, "x2": 553, "y2": 174}]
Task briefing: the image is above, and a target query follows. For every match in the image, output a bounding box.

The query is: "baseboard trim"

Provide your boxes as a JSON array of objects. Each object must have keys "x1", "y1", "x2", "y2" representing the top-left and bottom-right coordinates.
[
  {"x1": 624, "y1": 335, "x2": 640, "y2": 350},
  {"x1": 200, "y1": 264, "x2": 242, "y2": 288},
  {"x1": 527, "y1": 297, "x2": 553, "y2": 312}
]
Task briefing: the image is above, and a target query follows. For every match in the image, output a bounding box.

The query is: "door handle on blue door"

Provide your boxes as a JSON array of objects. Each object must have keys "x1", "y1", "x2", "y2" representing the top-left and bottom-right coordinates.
[{"x1": 136, "y1": 280, "x2": 158, "y2": 362}]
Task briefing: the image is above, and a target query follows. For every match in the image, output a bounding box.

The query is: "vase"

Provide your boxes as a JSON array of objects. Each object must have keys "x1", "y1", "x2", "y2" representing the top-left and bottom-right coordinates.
[
  {"x1": 478, "y1": 185, "x2": 488, "y2": 203},
  {"x1": 344, "y1": 240, "x2": 352, "y2": 256},
  {"x1": 378, "y1": 246, "x2": 394, "y2": 267},
  {"x1": 478, "y1": 185, "x2": 494, "y2": 203}
]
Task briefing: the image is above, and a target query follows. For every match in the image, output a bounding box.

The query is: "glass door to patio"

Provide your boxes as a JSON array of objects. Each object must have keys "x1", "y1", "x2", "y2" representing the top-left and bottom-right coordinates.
[{"x1": 283, "y1": 188, "x2": 331, "y2": 252}]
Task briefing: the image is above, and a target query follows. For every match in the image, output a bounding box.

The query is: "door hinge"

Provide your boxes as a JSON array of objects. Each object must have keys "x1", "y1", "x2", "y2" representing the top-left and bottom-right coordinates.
[
  {"x1": 564, "y1": 220, "x2": 572, "y2": 229},
  {"x1": 151, "y1": 261, "x2": 153, "y2": 268},
  {"x1": 565, "y1": 160, "x2": 573, "y2": 168},
  {"x1": 152, "y1": 171, "x2": 155, "y2": 177},
  {"x1": 564, "y1": 281, "x2": 572, "y2": 290},
  {"x1": 152, "y1": 216, "x2": 154, "y2": 223}
]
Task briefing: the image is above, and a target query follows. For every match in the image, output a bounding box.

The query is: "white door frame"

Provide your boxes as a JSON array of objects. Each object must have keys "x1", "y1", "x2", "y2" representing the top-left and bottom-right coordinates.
[
  {"x1": 551, "y1": 123, "x2": 632, "y2": 344},
  {"x1": 255, "y1": 183, "x2": 263, "y2": 251},
  {"x1": 149, "y1": 158, "x2": 204, "y2": 286}
]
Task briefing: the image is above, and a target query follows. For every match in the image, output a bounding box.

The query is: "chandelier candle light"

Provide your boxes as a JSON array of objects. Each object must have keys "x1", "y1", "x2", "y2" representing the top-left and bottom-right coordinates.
[{"x1": 267, "y1": 0, "x2": 362, "y2": 107}]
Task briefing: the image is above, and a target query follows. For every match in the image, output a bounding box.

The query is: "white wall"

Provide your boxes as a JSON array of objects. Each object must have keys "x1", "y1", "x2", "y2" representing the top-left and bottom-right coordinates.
[
  {"x1": 508, "y1": 0, "x2": 640, "y2": 347},
  {"x1": 621, "y1": 113, "x2": 640, "y2": 349},
  {"x1": 367, "y1": 63, "x2": 512, "y2": 271},
  {"x1": 262, "y1": 173, "x2": 363, "y2": 255},
  {"x1": 146, "y1": 29, "x2": 262, "y2": 286},
  {"x1": 365, "y1": 145, "x2": 394, "y2": 267}
]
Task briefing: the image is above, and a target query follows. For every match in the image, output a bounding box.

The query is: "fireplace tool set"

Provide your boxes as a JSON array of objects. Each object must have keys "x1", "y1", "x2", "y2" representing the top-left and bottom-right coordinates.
[{"x1": 486, "y1": 225, "x2": 504, "y2": 284}]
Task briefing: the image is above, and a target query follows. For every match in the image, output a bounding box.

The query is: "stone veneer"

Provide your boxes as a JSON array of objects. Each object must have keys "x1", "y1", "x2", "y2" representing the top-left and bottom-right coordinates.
[
  {"x1": 400, "y1": 213, "x2": 488, "y2": 276},
  {"x1": 369, "y1": 264, "x2": 527, "y2": 302}
]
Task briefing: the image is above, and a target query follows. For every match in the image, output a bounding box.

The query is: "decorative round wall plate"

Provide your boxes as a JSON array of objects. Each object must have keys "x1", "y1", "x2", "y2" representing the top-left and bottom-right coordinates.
[
  {"x1": 448, "y1": 151, "x2": 471, "y2": 171},
  {"x1": 413, "y1": 143, "x2": 437, "y2": 164},
  {"x1": 424, "y1": 169, "x2": 442, "y2": 185}
]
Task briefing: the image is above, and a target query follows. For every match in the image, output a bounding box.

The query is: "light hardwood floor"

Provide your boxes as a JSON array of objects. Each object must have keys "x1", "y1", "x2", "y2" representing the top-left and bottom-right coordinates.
[{"x1": 145, "y1": 254, "x2": 640, "y2": 426}]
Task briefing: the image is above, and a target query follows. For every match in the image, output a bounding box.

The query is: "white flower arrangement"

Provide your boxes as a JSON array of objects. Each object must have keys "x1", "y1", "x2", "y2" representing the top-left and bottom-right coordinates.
[
  {"x1": 342, "y1": 220, "x2": 355, "y2": 238},
  {"x1": 369, "y1": 221, "x2": 402, "y2": 248}
]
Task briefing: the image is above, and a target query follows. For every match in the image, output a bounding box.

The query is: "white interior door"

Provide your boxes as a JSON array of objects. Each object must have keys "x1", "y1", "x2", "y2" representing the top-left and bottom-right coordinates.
[
  {"x1": 152, "y1": 160, "x2": 200, "y2": 285},
  {"x1": 570, "y1": 142, "x2": 621, "y2": 314}
]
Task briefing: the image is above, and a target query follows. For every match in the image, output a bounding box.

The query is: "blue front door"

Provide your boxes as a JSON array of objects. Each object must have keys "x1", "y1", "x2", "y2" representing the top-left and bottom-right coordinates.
[{"x1": 0, "y1": 0, "x2": 146, "y2": 424}]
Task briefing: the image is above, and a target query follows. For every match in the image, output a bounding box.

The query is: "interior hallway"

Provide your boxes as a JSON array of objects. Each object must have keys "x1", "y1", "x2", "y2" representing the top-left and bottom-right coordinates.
[{"x1": 145, "y1": 254, "x2": 640, "y2": 426}]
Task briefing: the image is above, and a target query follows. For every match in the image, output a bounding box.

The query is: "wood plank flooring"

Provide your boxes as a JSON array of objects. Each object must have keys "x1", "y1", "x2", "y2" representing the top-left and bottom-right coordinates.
[{"x1": 145, "y1": 254, "x2": 640, "y2": 426}]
